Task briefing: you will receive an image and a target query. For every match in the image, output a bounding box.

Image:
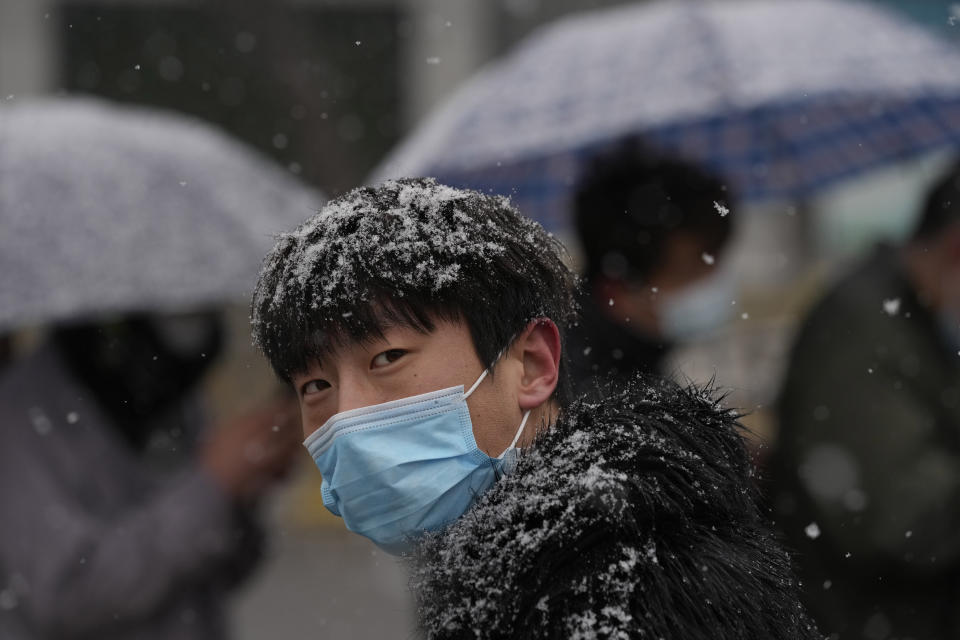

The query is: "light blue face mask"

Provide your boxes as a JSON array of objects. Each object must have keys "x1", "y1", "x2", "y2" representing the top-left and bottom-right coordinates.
[
  {"x1": 303, "y1": 367, "x2": 530, "y2": 555},
  {"x1": 658, "y1": 270, "x2": 736, "y2": 340}
]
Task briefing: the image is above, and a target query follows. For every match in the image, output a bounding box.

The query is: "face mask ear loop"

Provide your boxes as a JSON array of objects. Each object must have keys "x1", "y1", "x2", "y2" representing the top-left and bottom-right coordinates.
[
  {"x1": 464, "y1": 345, "x2": 514, "y2": 401},
  {"x1": 463, "y1": 368, "x2": 489, "y2": 400},
  {"x1": 498, "y1": 409, "x2": 531, "y2": 459}
]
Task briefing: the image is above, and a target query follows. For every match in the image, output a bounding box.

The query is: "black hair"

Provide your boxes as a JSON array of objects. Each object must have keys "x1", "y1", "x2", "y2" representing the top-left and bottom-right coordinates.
[
  {"x1": 52, "y1": 311, "x2": 224, "y2": 449},
  {"x1": 251, "y1": 178, "x2": 579, "y2": 403},
  {"x1": 574, "y1": 141, "x2": 733, "y2": 282},
  {"x1": 911, "y1": 159, "x2": 960, "y2": 241}
]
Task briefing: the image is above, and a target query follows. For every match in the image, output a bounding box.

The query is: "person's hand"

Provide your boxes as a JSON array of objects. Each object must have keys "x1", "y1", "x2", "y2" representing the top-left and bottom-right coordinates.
[{"x1": 199, "y1": 396, "x2": 302, "y2": 501}]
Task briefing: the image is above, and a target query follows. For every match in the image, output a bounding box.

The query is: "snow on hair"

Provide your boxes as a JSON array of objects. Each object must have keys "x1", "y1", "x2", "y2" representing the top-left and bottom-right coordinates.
[{"x1": 251, "y1": 178, "x2": 578, "y2": 387}]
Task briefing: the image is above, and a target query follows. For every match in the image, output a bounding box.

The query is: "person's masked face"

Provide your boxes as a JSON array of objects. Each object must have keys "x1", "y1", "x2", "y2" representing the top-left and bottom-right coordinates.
[
  {"x1": 607, "y1": 232, "x2": 735, "y2": 341},
  {"x1": 291, "y1": 317, "x2": 546, "y2": 554},
  {"x1": 53, "y1": 312, "x2": 224, "y2": 448}
]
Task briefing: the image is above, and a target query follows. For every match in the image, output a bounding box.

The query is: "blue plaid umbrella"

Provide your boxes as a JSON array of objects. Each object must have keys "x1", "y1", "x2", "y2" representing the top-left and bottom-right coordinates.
[{"x1": 372, "y1": 0, "x2": 960, "y2": 232}]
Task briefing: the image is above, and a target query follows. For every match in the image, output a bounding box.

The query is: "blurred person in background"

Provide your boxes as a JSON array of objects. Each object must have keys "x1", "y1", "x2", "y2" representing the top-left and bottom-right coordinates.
[
  {"x1": 0, "y1": 312, "x2": 300, "y2": 639},
  {"x1": 772, "y1": 161, "x2": 960, "y2": 639},
  {"x1": 568, "y1": 145, "x2": 735, "y2": 390}
]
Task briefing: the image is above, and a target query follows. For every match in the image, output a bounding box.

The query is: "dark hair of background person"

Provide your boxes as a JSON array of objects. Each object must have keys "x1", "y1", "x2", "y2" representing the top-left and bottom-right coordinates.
[
  {"x1": 911, "y1": 160, "x2": 960, "y2": 241},
  {"x1": 574, "y1": 142, "x2": 733, "y2": 283},
  {"x1": 52, "y1": 313, "x2": 224, "y2": 449},
  {"x1": 251, "y1": 178, "x2": 580, "y2": 404}
]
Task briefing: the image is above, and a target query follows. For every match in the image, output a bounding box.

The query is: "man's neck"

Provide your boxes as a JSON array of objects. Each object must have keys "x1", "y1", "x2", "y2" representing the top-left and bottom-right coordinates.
[{"x1": 523, "y1": 399, "x2": 561, "y2": 447}]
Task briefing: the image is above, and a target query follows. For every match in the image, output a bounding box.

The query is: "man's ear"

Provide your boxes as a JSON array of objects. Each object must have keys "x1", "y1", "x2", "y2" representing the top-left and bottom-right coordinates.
[{"x1": 512, "y1": 318, "x2": 561, "y2": 411}]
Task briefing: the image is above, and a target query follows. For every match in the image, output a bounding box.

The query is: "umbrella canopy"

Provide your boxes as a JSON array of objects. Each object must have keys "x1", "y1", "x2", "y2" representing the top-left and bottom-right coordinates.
[
  {"x1": 372, "y1": 0, "x2": 960, "y2": 231},
  {"x1": 0, "y1": 97, "x2": 323, "y2": 331}
]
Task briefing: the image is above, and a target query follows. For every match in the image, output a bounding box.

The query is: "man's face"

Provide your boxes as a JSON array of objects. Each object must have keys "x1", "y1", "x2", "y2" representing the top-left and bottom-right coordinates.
[{"x1": 291, "y1": 317, "x2": 529, "y2": 456}]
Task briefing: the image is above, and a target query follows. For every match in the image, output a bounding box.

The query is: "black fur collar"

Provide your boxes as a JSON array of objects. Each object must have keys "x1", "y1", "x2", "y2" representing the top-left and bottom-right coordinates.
[{"x1": 412, "y1": 376, "x2": 821, "y2": 640}]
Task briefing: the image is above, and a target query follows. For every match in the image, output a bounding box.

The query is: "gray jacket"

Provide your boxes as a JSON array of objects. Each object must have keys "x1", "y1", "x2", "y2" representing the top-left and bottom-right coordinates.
[{"x1": 0, "y1": 345, "x2": 255, "y2": 640}]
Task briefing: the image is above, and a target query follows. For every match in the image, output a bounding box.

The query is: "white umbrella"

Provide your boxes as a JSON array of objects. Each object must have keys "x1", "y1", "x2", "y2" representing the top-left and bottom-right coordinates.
[
  {"x1": 0, "y1": 97, "x2": 323, "y2": 331},
  {"x1": 372, "y1": 0, "x2": 960, "y2": 231}
]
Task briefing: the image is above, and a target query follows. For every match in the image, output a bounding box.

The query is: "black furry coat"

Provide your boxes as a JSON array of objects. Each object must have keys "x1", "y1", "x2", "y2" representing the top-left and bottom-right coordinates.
[{"x1": 412, "y1": 377, "x2": 821, "y2": 640}]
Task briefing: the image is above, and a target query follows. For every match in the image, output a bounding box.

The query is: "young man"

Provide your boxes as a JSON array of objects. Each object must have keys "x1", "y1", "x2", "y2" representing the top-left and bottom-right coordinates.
[{"x1": 251, "y1": 178, "x2": 818, "y2": 639}]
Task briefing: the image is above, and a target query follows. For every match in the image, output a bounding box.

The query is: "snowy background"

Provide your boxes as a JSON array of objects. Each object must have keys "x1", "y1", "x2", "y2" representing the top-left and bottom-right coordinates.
[{"x1": 3, "y1": 0, "x2": 960, "y2": 637}]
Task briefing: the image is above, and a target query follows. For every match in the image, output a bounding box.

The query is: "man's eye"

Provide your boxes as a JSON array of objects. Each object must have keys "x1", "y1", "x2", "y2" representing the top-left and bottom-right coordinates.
[
  {"x1": 301, "y1": 379, "x2": 330, "y2": 396},
  {"x1": 371, "y1": 349, "x2": 407, "y2": 369}
]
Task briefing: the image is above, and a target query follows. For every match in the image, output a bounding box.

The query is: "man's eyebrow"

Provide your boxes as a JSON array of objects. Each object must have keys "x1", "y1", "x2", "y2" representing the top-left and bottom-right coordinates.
[
  {"x1": 357, "y1": 328, "x2": 395, "y2": 349},
  {"x1": 371, "y1": 317, "x2": 398, "y2": 330},
  {"x1": 291, "y1": 365, "x2": 320, "y2": 380}
]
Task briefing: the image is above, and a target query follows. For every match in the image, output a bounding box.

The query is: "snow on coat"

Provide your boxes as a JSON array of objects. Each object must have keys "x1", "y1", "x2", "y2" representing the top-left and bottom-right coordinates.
[{"x1": 412, "y1": 375, "x2": 821, "y2": 640}]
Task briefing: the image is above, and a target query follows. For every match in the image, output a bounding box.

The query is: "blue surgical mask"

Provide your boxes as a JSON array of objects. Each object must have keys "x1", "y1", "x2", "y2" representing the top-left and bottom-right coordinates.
[
  {"x1": 658, "y1": 270, "x2": 736, "y2": 340},
  {"x1": 303, "y1": 367, "x2": 530, "y2": 555}
]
